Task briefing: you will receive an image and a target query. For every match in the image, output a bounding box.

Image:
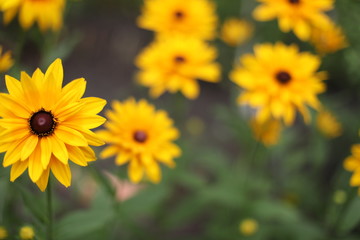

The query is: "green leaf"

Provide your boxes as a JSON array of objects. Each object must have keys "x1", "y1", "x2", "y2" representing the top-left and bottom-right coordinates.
[{"x1": 337, "y1": 196, "x2": 360, "y2": 234}]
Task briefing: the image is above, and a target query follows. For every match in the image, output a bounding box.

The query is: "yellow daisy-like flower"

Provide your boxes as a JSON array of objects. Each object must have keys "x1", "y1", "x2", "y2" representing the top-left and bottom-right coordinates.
[
  {"x1": 310, "y1": 21, "x2": 348, "y2": 55},
  {"x1": 220, "y1": 18, "x2": 254, "y2": 47},
  {"x1": 344, "y1": 143, "x2": 360, "y2": 192},
  {"x1": 0, "y1": 59, "x2": 106, "y2": 191},
  {"x1": 0, "y1": 0, "x2": 65, "y2": 31},
  {"x1": 136, "y1": 35, "x2": 221, "y2": 99},
  {"x1": 253, "y1": 0, "x2": 334, "y2": 41},
  {"x1": 19, "y1": 226, "x2": 34, "y2": 240},
  {"x1": 250, "y1": 118, "x2": 282, "y2": 146},
  {"x1": 137, "y1": 0, "x2": 217, "y2": 40},
  {"x1": 316, "y1": 109, "x2": 342, "y2": 138},
  {"x1": 0, "y1": 46, "x2": 14, "y2": 73},
  {"x1": 230, "y1": 42, "x2": 326, "y2": 125},
  {"x1": 97, "y1": 98, "x2": 181, "y2": 184}
]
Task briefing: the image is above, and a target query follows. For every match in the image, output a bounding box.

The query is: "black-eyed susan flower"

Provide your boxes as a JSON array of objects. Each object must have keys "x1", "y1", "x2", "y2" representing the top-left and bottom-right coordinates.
[
  {"x1": 310, "y1": 21, "x2": 348, "y2": 55},
  {"x1": 230, "y1": 42, "x2": 326, "y2": 125},
  {"x1": 137, "y1": 0, "x2": 217, "y2": 40},
  {"x1": 97, "y1": 98, "x2": 181, "y2": 184},
  {"x1": 220, "y1": 18, "x2": 253, "y2": 47},
  {"x1": 0, "y1": 46, "x2": 14, "y2": 73},
  {"x1": 0, "y1": 0, "x2": 65, "y2": 32},
  {"x1": 0, "y1": 59, "x2": 106, "y2": 191},
  {"x1": 19, "y1": 226, "x2": 34, "y2": 240},
  {"x1": 344, "y1": 143, "x2": 360, "y2": 192},
  {"x1": 136, "y1": 35, "x2": 221, "y2": 99},
  {"x1": 250, "y1": 118, "x2": 282, "y2": 146},
  {"x1": 239, "y1": 218, "x2": 258, "y2": 236},
  {"x1": 253, "y1": 0, "x2": 334, "y2": 41},
  {"x1": 316, "y1": 109, "x2": 342, "y2": 138},
  {"x1": 0, "y1": 226, "x2": 7, "y2": 240}
]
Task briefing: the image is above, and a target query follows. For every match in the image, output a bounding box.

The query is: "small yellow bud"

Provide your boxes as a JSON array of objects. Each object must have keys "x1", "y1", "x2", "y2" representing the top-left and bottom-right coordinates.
[
  {"x1": 19, "y1": 226, "x2": 35, "y2": 240},
  {"x1": 239, "y1": 218, "x2": 258, "y2": 236},
  {"x1": 0, "y1": 226, "x2": 8, "y2": 240}
]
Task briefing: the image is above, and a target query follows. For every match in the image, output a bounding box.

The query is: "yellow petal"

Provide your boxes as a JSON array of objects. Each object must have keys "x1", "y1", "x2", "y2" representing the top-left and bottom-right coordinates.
[
  {"x1": 35, "y1": 168, "x2": 50, "y2": 192},
  {"x1": 55, "y1": 125, "x2": 88, "y2": 146},
  {"x1": 50, "y1": 159, "x2": 71, "y2": 188},
  {"x1": 10, "y1": 160, "x2": 28, "y2": 182},
  {"x1": 0, "y1": 93, "x2": 30, "y2": 118},
  {"x1": 115, "y1": 152, "x2": 130, "y2": 166},
  {"x1": 78, "y1": 97, "x2": 107, "y2": 115},
  {"x1": 49, "y1": 135, "x2": 69, "y2": 164},
  {"x1": 128, "y1": 159, "x2": 143, "y2": 183},
  {"x1": 145, "y1": 161, "x2": 161, "y2": 183},
  {"x1": 67, "y1": 145, "x2": 88, "y2": 166},
  {"x1": 79, "y1": 146, "x2": 96, "y2": 162},
  {"x1": 28, "y1": 146, "x2": 44, "y2": 182},
  {"x1": 100, "y1": 145, "x2": 119, "y2": 159},
  {"x1": 3, "y1": 137, "x2": 27, "y2": 167},
  {"x1": 40, "y1": 137, "x2": 52, "y2": 169},
  {"x1": 21, "y1": 135, "x2": 38, "y2": 160}
]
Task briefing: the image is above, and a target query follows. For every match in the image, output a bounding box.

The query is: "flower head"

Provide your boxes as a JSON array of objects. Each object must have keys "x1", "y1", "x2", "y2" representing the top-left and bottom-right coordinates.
[
  {"x1": 0, "y1": 59, "x2": 106, "y2": 191},
  {"x1": 230, "y1": 42, "x2": 326, "y2": 125},
  {"x1": 316, "y1": 109, "x2": 342, "y2": 138},
  {"x1": 220, "y1": 18, "x2": 253, "y2": 47},
  {"x1": 239, "y1": 218, "x2": 258, "y2": 236},
  {"x1": 253, "y1": 0, "x2": 334, "y2": 41},
  {"x1": 250, "y1": 118, "x2": 282, "y2": 146},
  {"x1": 136, "y1": 35, "x2": 221, "y2": 99},
  {"x1": 344, "y1": 143, "x2": 360, "y2": 192},
  {"x1": 137, "y1": 0, "x2": 217, "y2": 40},
  {"x1": 19, "y1": 226, "x2": 34, "y2": 240},
  {"x1": 97, "y1": 98, "x2": 181, "y2": 184},
  {"x1": 310, "y1": 21, "x2": 348, "y2": 55},
  {"x1": 0, "y1": 46, "x2": 14, "y2": 73},
  {"x1": 0, "y1": 0, "x2": 65, "y2": 31},
  {"x1": 0, "y1": 226, "x2": 7, "y2": 240}
]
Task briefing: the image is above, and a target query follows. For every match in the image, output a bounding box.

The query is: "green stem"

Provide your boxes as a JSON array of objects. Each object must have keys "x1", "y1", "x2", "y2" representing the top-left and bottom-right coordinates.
[{"x1": 46, "y1": 179, "x2": 54, "y2": 240}]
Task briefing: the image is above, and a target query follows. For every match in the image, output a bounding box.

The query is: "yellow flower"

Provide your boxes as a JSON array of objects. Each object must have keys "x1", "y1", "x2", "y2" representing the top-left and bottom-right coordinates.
[
  {"x1": 239, "y1": 218, "x2": 258, "y2": 236},
  {"x1": 250, "y1": 118, "x2": 282, "y2": 146},
  {"x1": 310, "y1": 21, "x2": 348, "y2": 55},
  {"x1": 97, "y1": 98, "x2": 181, "y2": 184},
  {"x1": 220, "y1": 18, "x2": 253, "y2": 47},
  {"x1": 344, "y1": 144, "x2": 360, "y2": 191},
  {"x1": 0, "y1": 46, "x2": 14, "y2": 73},
  {"x1": 0, "y1": 59, "x2": 106, "y2": 191},
  {"x1": 137, "y1": 0, "x2": 217, "y2": 40},
  {"x1": 253, "y1": 0, "x2": 334, "y2": 41},
  {"x1": 0, "y1": 0, "x2": 65, "y2": 31},
  {"x1": 230, "y1": 42, "x2": 326, "y2": 125},
  {"x1": 316, "y1": 109, "x2": 342, "y2": 138},
  {"x1": 19, "y1": 226, "x2": 34, "y2": 240},
  {"x1": 136, "y1": 35, "x2": 221, "y2": 99},
  {"x1": 0, "y1": 226, "x2": 7, "y2": 240}
]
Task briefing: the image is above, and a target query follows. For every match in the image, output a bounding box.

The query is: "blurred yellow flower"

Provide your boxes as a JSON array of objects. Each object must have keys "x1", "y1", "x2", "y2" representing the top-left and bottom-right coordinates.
[
  {"x1": 311, "y1": 21, "x2": 348, "y2": 55},
  {"x1": 19, "y1": 226, "x2": 34, "y2": 240},
  {"x1": 0, "y1": 226, "x2": 7, "y2": 240},
  {"x1": 0, "y1": 59, "x2": 106, "y2": 191},
  {"x1": 239, "y1": 218, "x2": 258, "y2": 236},
  {"x1": 220, "y1": 18, "x2": 253, "y2": 47},
  {"x1": 0, "y1": 0, "x2": 65, "y2": 31},
  {"x1": 316, "y1": 109, "x2": 342, "y2": 138},
  {"x1": 97, "y1": 98, "x2": 181, "y2": 184},
  {"x1": 136, "y1": 35, "x2": 221, "y2": 99},
  {"x1": 251, "y1": 118, "x2": 282, "y2": 146},
  {"x1": 230, "y1": 42, "x2": 326, "y2": 125},
  {"x1": 344, "y1": 144, "x2": 360, "y2": 191},
  {"x1": 137, "y1": 0, "x2": 217, "y2": 40},
  {"x1": 0, "y1": 46, "x2": 14, "y2": 73},
  {"x1": 333, "y1": 190, "x2": 347, "y2": 204},
  {"x1": 253, "y1": 0, "x2": 333, "y2": 41}
]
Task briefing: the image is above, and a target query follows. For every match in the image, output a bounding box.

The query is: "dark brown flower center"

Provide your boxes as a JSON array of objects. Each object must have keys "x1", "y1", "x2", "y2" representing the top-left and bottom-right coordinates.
[
  {"x1": 133, "y1": 130, "x2": 147, "y2": 143},
  {"x1": 288, "y1": 0, "x2": 300, "y2": 4},
  {"x1": 174, "y1": 56, "x2": 186, "y2": 63},
  {"x1": 275, "y1": 71, "x2": 292, "y2": 85},
  {"x1": 174, "y1": 11, "x2": 184, "y2": 20},
  {"x1": 29, "y1": 110, "x2": 56, "y2": 136}
]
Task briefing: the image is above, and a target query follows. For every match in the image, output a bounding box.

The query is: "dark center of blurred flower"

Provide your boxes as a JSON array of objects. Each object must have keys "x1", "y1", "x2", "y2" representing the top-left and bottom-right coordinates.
[
  {"x1": 288, "y1": 0, "x2": 300, "y2": 4},
  {"x1": 275, "y1": 71, "x2": 292, "y2": 84},
  {"x1": 29, "y1": 110, "x2": 56, "y2": 137},
  {"x1": 174, "y1": 56, "x2": 186, "y2": 63},
  {"x1": 133, "y1": 130, "x2": 147, "y2": 143},
  {"x1": 174, "y1": 11, "x2": 184, "y2": 19}
]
